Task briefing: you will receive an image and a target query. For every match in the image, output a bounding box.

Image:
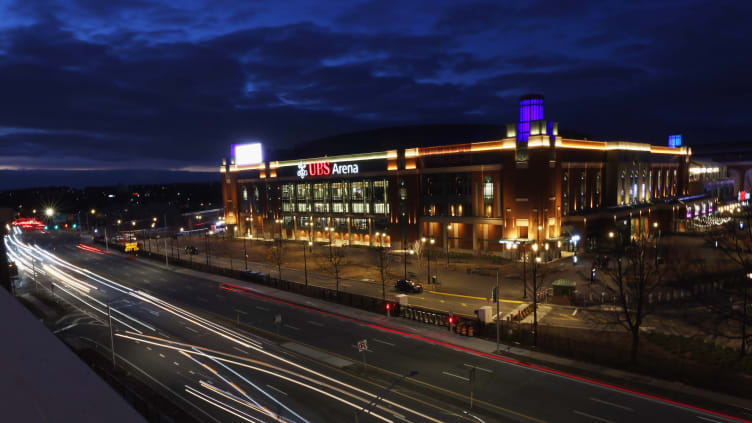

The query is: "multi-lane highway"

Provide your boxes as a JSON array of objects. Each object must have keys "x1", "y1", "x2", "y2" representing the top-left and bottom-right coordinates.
[{"x1": 5, "y1": 231, "x2": 749, "y2": 423}]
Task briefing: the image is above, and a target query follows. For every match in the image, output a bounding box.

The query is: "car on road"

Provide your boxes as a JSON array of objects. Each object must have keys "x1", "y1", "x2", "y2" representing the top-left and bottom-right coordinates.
[
  {"x1": 395, "y1": 279, "x2": 423, "y2": 293},
  {"x1": 184, "y1": 246, "x2": 199, "y2": 255}
]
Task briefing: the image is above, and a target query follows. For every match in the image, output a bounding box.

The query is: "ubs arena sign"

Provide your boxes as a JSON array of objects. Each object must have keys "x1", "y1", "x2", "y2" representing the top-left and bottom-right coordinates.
[{"x1": 297, "y1": 161, "x2": 359, "y2": 179}]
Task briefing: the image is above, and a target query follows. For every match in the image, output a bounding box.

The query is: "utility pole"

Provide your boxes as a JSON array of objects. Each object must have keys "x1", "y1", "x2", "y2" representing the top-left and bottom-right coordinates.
[
  {"x1": 104, "y1": 227, "x2": 109, "y2": 251},
  {"x1": 164, "y1": 238, "x2": 168, "y2": 268}
]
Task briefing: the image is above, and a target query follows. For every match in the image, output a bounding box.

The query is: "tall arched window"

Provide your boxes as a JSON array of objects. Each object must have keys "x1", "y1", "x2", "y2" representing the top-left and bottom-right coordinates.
[
  {"x1": 579, "y1": 171, "x2": 586, "y2": 211},
  {"x1": 562, "y1": 171, "x2": 569, "y2": 216},
  {"x1": 594, "y1": 172, "x2": 601, "y2": 208}
]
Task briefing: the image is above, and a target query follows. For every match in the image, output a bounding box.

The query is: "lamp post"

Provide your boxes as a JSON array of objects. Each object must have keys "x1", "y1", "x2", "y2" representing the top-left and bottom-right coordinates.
[
  {"x1": 532, "y1": 242, "x2": 540, "y2": 347},
  {"x1": 522, "y1": 242, "x2": 527, "y2": 299},
  {"x1": 653, "y1": 222, "x2": 661, "y2": 265},
  {"x1": 421, "y1": 237, "x2": 435, "y2": 285},
  {"x1": 275, "y1": 218, "x2": 283, "y2": 247},
  {"x1": 446, "y1": 224, "x2": 452, "y2": 265},
  {"x1": 243, "y1": 233, "x2": 248, "y2": 271},
  {"x1": 303, "y1": 241, "x2": 312, "y2": 287},
  {"x1": 204, "y1": 232, "x2": 209, "y2": 266},
  {"x1": 325, "y1": 226, "x2": 334, "y2": 260}
]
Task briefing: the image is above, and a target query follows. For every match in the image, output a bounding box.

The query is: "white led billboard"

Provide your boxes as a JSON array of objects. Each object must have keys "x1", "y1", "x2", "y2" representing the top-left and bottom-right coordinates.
[{"x1": 233, "y1": 143, "x2": 263, "y2": 166}]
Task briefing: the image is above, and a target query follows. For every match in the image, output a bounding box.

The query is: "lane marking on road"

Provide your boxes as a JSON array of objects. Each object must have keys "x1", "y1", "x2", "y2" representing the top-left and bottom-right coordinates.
[
  {"x1": 218, "y1": 282, "x2": 744, "y2": 423},
  {"x1": 589, "y1": 397, "x2": 633, "y2": 412},
  {"x1": 158, "y1": 353, "x2": 165, "y2": 358},
  {"x1": 283, "y1": 324, "x2": 299, "y2": 331},
  {"x1": 573, "y1": 410, "x2": 615, "y2": 423},
  {"x1": 696, "y1": 417, "x2": 721, "y2": 423},
  {"x1": 173, "y1": 362, "x2": 180, "y2": 366},
  {"x1": 266, "y1": 385, "x2": 288, "y2": 396},
  {"x1": 149, "y1": 310, "x2": 160, "y2": 317},
  {"x1": 234, "y1": 309, "x2": 247, "y2": 315},
  {"x1": 463, "y1": 364, "x2": 493, "y2": 373},
  {"x1": 183, "y1": 326, "x2": 199, "y2": 334},
  {"x1": 428, "y1": 290, "x2": 524, "y2": 304},
  {"x1": 189, "y1": 370, "x2": 195, "y2": 375},
  {"x1": 442, "y1": 371, "x2": 469, "y2": 382},
  {"x1": 232, "y1": 346, "x2": 248, "y2": 355},
  {"x1": 307, "y1": 320, "x2": 324, "y2": 327},
  {"x1": 256, "y1": 306, "x2": 270, "y2": 311},
  {"x1": 572, "y1": 308, "x2": 578, "y2": 317},
  {"x1": 146, "y1": 346, "x2": 151, "y2": 351},
  {"x1": 373, "y1": 338, "x2": 395, "y2": 347}
]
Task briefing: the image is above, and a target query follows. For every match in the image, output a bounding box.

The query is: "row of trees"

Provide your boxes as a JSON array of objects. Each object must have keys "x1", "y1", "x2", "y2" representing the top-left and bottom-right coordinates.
[{"x1": 525, "y1": 209, "x2": 752, "y2": 363}]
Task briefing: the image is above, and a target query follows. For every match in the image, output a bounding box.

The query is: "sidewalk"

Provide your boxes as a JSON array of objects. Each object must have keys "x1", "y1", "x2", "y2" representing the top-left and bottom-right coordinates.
[{"x1": 129, "y1": 252, "x2": 752, "y2": 416}]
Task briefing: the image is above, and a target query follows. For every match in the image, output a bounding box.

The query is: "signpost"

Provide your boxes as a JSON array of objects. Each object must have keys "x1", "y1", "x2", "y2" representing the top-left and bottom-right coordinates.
[{"x1": 357, "y1": 339, "x2": 368, "y2": 371}]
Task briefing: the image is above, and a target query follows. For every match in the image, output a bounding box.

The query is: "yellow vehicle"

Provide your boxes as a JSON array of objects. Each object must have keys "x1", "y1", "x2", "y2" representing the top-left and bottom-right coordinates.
[{"x1": 125, "y1": 242, "x2": 139, "y2": 253}]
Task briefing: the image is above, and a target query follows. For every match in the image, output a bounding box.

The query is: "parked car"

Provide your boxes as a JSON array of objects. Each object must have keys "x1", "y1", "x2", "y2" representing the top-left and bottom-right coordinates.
[
  {"x1": 395, "y1": 279, "x2": 423, "y2": 293},
  {"x1": 184, "y1": 246, "x2": 199, "y2": 255}
]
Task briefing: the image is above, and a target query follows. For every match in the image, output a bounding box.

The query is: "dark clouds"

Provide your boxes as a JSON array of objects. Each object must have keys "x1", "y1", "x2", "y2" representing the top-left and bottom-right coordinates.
[{"x1": 0, "y1": 0, "x2": 751, "y2": 189}]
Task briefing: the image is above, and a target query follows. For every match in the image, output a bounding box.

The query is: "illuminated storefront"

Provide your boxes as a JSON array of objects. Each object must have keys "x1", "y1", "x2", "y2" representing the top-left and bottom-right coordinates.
[{"x1": 221, "y1": 96, "x2": 694, "y2": 254}]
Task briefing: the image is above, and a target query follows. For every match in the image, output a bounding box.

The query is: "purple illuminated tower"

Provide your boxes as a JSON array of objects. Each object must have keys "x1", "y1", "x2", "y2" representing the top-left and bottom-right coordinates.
[{"x1": 517, "y1": 94, "x2": 544, "y2": 142}]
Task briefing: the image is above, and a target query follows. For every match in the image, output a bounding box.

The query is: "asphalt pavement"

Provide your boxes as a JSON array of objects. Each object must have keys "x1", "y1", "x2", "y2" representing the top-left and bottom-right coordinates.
[{"x1": 8, "y1": 232, "x2": 751, "y2": 423}]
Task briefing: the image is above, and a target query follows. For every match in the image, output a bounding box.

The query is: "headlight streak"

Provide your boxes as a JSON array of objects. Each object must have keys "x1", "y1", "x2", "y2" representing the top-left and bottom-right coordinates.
[
  {"x1": 123, "y1": 295, "x2": 444, "y2": 423},
  {"x1": 132, "y1": 291, "x2": 263, "y2": 350},
  {"x1": 53, "y1": 283, "x2": 144, "y2": 334},
  {"x1": 185, "y1": 385, "x2": 266, "y2": 423},
  {"x1": 42, "y1": 264, "x2": 97, "y2": 293},
  {"x1": 9, "y1": 237, "x2": 432, "y2": 423},
  {"x1": 197, "y1": 380, "x2": 297, "y2": 423},
  {"x1": 179, "y1": 350, "x2": 263, "y2": 409},
  {"x1": 187, "y1": 347, "x2": 309, "y2": 423},
  {"x1": 116, "y1": 332, "x2": 397, "y2": 423}
]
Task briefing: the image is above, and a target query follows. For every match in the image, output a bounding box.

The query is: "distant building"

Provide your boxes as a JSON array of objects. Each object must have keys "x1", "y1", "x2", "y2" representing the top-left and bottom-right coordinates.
[{"x1": 220, "y1": 95, "x2": 719, "y2": 255}]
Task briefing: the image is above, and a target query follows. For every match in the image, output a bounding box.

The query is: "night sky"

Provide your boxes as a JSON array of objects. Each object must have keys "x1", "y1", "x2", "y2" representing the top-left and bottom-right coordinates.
[{"x1": 1, "y1": 0, "x2": 750, "y2": 189}]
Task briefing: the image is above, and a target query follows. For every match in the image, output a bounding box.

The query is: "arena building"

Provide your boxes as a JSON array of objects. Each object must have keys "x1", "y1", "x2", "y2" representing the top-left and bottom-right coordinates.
[{"x1": 220, "y1": 95, "x2": 720, "y2": 256}]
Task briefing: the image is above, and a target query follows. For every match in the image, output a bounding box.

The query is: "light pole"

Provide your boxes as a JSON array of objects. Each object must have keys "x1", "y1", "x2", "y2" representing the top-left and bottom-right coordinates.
[
  {"x1": 204, "y1": 232, "x2": 209, "y2": 266},
  {"x1": 325, "y1": 226, "x2": 334, "y2": 260},
  {"x1": 446, "y1": 224, "x2": 452, "y2": 265},
  {"x1": 421, "y1": 237, "x2": 435, "y2": 285},
  {"x1": 532, "y1": 243, "x2": 540, "y2": 347},
  {"x1": 303, "y1": 241, "x2": 312, "y2": 287},
  {"x1": 653, "y1": 222, "x2": 661, "y2": 265},
  {"x1": 404, "y1": 241, "x2": 414, "y2": 280},
  {"x1": 243, "y1": 233, "x2": 248, "y2": 271},
  {"x1": 275, "y1": 218, "x2": 283, "y2": 247}
]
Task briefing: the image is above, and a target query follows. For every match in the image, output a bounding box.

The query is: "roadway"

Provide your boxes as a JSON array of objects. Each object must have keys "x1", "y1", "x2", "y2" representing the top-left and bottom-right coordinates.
[{"x1": 7, "y1": 232, "x2": 749, "y2": 423}]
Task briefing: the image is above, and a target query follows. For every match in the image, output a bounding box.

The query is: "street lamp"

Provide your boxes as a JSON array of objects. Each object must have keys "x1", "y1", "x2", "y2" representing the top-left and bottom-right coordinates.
[
  {"x1": 91, "y1": 209, "x2": 96, "y2": 215},
  {"x1": 303, "y1": 241, "x2": 312, "y2": 287},
  {"x1": 446, "y1": 224, "x2": 452, "y2": 265},
  {"x1": 608, "y1": 231, "x2": 615, "y2": 238}
]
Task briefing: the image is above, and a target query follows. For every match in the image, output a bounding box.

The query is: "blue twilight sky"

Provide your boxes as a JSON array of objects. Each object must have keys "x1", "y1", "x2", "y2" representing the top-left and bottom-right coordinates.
[{"x1": 0, "y1": 0, "x2": 750, "y2": 189}]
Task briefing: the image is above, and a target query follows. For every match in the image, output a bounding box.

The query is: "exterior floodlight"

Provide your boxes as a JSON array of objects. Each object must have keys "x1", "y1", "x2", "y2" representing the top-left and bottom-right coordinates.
[{"x1": 45, "y1": 208, "x2": 54, "y2": 217}]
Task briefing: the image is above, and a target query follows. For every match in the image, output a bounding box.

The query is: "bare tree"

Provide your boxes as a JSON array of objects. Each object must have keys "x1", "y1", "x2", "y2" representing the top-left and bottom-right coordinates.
[
  {"x1": 598, "y1": 232, "x2": 666, "y2": 363},
  {"x1": 375, "y1": 246, "x2": 394, "y2": 301},
  {"x1": 674, "y1": 210, "x2": 752, "y2": 357},
  {"x1": 317, "y1": 246, "x2": 347, "y2": 294},
  {"x1": 267, "y1": 243, "x2": 285, "y2": 280}
]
